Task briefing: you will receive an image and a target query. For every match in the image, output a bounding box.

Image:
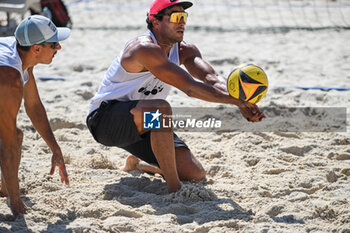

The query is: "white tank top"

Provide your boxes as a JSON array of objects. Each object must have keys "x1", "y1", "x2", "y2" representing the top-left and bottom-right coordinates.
[
  {"x1": 88, "y1": 31, "x2": 180, "y2": 114},
  {"x1": 0, "y1": 37, "x2": 29, "y2": 85}
]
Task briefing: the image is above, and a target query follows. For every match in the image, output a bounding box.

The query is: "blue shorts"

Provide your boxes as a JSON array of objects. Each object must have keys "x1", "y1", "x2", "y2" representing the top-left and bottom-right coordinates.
[{"x1": 86, "y1": 100, "x2": 188, "y2": 166}]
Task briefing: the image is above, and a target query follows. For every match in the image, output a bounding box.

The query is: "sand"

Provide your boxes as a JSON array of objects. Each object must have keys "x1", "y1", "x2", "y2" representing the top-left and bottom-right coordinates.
[{"x1": 0, "y1": 0, "x2": 349, "y2": 232}]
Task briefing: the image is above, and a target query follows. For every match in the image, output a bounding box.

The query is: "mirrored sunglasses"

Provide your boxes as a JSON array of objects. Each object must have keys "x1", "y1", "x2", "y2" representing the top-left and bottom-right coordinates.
[{"x1": 152, "y1": 12, "x2": 188, "y2": 24}]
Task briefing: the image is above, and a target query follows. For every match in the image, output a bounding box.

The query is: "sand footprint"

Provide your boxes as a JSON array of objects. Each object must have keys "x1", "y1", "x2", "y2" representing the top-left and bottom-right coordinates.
[
  {"x1": 245, "y1": 158, "x2": 260, "y2": 167},
  {"x1": 49, "y1": 118, "x2": 86, "y2": 131},
  {"x1": 280, "y1": 145, "x2": 313, "y2": 157},
  {"x1": 313, "y1": 205, "x2": 337, "y2": 220},
  {"x1": 263, "y1": 168, "x2": 292, "y2": 175},
  {"x1": 331, "y1": 138, "x2": 350, "y2": 145},
  {"x1": 74, "y1": 90, "x2": 94, "y2": 100},
  {"x1": 207, "y1": 165, "x2": 222, "y2": 177},
  {"x1": 328, "y1": 152, "x2": 350, "y2": 160},
  {"x1": 274, "y1": 131, "x2": 299, "y2": 139}
]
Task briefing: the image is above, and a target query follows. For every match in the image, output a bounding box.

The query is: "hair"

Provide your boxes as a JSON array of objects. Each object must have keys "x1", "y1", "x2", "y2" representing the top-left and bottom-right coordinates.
[
  {"x1": 146, "y1": 8, "x2": 167, "y2": 31},
  {"x1": 16, "y1": 41, "x2": 31, "y2": 51}
]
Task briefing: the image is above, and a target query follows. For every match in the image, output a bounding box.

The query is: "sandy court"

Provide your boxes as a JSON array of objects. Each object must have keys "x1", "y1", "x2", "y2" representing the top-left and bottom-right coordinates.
[{"x1": 0, "y1": 0, "x2": 350, "y2": 232}]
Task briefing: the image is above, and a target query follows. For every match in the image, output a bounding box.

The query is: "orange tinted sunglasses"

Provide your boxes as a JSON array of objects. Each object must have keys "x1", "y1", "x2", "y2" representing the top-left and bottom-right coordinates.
[{"x1": 152, "y1": 12, "x2": 188, "y2": 23}]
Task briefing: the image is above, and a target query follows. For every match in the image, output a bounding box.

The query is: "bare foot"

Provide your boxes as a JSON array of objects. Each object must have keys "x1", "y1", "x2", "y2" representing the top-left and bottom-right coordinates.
[{"x1": 122, "y1": 155, "x2": 140, "y2": 172}]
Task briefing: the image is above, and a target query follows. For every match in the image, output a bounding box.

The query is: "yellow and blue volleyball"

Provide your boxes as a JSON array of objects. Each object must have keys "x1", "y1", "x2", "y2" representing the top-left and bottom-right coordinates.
[{"x1": 227, "y1": 63, "x2": 268, "y2": 104}]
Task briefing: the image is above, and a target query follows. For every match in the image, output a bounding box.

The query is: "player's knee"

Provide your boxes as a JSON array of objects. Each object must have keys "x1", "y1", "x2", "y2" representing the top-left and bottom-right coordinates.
[
  {"x1": 185, "y1": 166, "x2": 206, "y2": 181},
  {"x1": 154, "y1": 99, "x2": 172, "y2": 115},
  {"x1": 192, "y1": 167, "x2": 206, "y2": 181},
  {"x1": 135, "y1": 99, "x2": 172, "y2": 115}
]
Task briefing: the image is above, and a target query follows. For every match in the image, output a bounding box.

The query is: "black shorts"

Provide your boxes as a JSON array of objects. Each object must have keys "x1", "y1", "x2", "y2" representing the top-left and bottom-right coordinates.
[{"x1": 86, "y1": 100, "x2": 188, "y2": 166}]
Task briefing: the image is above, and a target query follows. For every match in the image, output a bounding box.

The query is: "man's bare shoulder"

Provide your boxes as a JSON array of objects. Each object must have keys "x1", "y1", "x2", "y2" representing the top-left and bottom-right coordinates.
[
  {"x1": 123, "y1": 35, "x2": 165, "y2": 62},
  {"x1": 0, "y1": 66, "x2": 21, "y2": 79},
  {"x1": 125, "y1": 35, "x2": 160, "y2": 53},
  {"x1": 0, "y1": 66, "x2": 22, "y2": 87},
  {"x1": 122, "y1": 35, "x2": 164, "y2": 72}
]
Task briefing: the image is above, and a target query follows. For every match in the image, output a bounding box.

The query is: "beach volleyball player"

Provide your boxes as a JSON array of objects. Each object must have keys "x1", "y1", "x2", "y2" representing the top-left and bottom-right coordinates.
[
  {"x1": 0, "y1": 15, "x2": 70, "y2": 218},
  {"x1": 86, "y1": 0, "x2": 265, "y2": 193}
]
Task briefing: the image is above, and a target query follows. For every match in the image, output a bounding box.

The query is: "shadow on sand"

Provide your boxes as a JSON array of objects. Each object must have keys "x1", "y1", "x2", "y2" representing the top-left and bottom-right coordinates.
[{"x1": 103, "y1": 176, "x2": 254, "y2": 225}]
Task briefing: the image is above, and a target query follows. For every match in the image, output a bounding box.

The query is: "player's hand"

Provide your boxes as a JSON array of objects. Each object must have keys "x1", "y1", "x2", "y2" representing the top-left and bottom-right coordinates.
[
  {"x1": 50, "y1": 149, "x2": 70, "y2": 186},
  {"x1": 238, "y1": 100, "x2": 265, "y2": 122}
]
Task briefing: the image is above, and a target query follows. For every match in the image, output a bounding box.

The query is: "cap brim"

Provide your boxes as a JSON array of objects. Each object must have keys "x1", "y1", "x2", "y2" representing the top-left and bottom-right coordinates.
[
  {"x1": 174, "y1": 2, "x2": 193, "y2": 10},
  {"x1": 46, "y1": 27, "x2": 71, "y2": 43},
  {"x1": 179, "y1": 2, "x2": 193, "y2": 10}
]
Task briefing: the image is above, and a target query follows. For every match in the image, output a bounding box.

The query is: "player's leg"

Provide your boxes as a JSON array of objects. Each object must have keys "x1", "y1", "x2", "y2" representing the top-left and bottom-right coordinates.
[
  {"x1": 88, "y1": 99, "x2": 181, "y2": 192},
  {"x1": 175, "y1": 147, "x2": 206, "y2": 181},
  {"x1": 123, "y1": 147, "x2": 206, "y2": 182},
  {"x1": 126, "y1": 102, "x2": 205, "y2": 182},
  {"x1": 130, "y1": 99, "x2": 181, "y2": 192},
  {"x1": 0, "y1": 138, "x2": 6, "y2": 197},
  {"x1": 0, "y1": 128, "x2": 23, "y2": 197},
  {"x1": 123, "y1": 155, "x2": 162, "y2": 174},
  {"x1": 0, "y1": 67, "x2": 25, "y2": 217}
]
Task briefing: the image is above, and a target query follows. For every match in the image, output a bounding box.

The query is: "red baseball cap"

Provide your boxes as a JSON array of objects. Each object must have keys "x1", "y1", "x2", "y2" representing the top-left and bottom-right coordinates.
[{"x1": 148, "y1": 0, "x2": 193, "y2": 20}]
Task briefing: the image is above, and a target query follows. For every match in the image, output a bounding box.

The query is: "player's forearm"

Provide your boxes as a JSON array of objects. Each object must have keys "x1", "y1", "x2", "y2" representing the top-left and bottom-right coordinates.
[{"x1": 183, "y1": 80, "x2": 242, "y2": 106}]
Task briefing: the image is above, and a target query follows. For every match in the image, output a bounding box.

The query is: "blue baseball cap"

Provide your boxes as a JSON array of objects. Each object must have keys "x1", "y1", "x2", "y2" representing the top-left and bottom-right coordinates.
[{"x1": 15, "y1": 15, "x2": 70, "y2": 46}]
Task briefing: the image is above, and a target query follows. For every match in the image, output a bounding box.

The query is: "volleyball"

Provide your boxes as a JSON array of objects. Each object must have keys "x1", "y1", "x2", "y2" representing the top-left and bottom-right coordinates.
[{"x1": 227, "y1": 64, "x2": 268, "y2": 104}]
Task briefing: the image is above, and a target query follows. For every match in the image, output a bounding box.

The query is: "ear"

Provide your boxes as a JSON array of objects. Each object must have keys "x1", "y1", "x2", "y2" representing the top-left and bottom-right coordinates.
[
  {"x1": 31, "y1": 44, "x2": 42, "y2": 54},
  {"x1": 152, "y1": 18, "x2": 160, "y2": 27}
]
